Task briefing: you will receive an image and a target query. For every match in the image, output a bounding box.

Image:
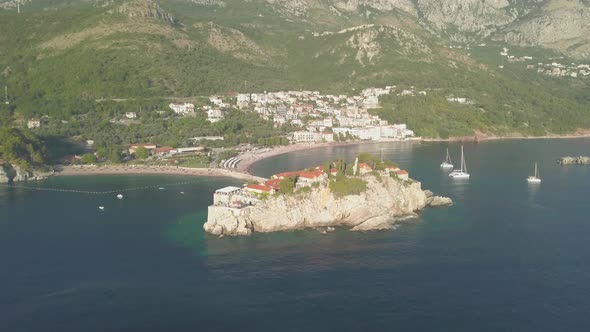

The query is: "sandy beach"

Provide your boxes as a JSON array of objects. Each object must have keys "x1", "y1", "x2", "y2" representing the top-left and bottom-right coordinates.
[
  {"x1": 235, "y1": 140, "x2": 394, "y2": 173},
  {"x1": 57, "y1": 165, "x2": 268, "y2": 182},
  {"x1": 54, "y1": 141, "x2": 383, "y2": 181}
]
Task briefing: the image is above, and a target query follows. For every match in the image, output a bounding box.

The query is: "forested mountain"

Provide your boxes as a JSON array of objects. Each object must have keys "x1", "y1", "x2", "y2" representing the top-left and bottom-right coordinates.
[{"x1": 1, "y1": 0, "x2": 589, "y2": 138}]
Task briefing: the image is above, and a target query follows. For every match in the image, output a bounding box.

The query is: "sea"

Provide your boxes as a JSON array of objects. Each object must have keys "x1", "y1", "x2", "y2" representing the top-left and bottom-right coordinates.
[{"x1": 2, "y1": 139, "x2": 590, "y2": 331}]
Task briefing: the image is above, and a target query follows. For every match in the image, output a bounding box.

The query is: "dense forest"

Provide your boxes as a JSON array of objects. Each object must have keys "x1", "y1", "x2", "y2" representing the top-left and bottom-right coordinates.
[{"x1": 0, "y1": 127, "x2": 46, "y2": 168}]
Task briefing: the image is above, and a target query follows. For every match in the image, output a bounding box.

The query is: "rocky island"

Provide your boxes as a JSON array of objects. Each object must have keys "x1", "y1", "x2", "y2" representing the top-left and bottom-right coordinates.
[
  {"x1": 204, "y1": 154, "x2": 452, "y2": 236},
  {"x1": 559, "y1": 156, "x2": 590, "y2": 165}
]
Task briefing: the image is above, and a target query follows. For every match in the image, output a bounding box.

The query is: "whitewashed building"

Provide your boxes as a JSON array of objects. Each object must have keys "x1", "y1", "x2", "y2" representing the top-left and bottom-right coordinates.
[
  {"x1": 169, "y1": 103, "x2": 195, "y2": 115},
  {"x1": 27, "y1": 119, "x2": 41, "y2": 129},
  {"x1": 207, "y1": 109, "x2": 224, "y2": 123}
]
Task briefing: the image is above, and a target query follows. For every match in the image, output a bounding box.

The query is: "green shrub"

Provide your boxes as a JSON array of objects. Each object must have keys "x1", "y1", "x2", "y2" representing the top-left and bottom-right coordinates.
[
  {"x1": 370, "y1": 171, "x2": 382, "y2": 182},
  {"x1": 297, "y1": 186, "x2": 312, "y2": 194},
  {"x1": 329, "y1": 177, "x2": 367, "y2": 197}
]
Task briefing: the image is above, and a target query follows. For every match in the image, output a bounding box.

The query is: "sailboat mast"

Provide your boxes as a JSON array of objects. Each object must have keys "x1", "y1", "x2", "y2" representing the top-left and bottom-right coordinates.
[{"x1": 461, "y1": 146, "x2": 467, "y2": 172}]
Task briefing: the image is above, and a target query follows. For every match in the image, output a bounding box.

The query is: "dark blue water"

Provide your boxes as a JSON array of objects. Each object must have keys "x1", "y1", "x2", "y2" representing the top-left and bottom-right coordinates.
[{"x1": 2, "y1": 139, "x2": 590, "y2": 331}]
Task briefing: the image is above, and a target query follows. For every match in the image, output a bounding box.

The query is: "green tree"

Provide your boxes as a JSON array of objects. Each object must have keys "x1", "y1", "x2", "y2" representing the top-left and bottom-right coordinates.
[
  {"x1": 81, "y1": 153, "x2": 96, "y2": 164},
  {"x1": 96, "y1": 147, "x2": 108, "y2": 159},
  {"x1": 135, "y1": 146, "x2": 150, "y2": 159},
  {"x1": 279, "y1": 176, "x2": 296, "y2": 194},
  {"x1": 323, "y1": 161, "x2": 331, "y2": 175},
  {"x1": 108, "y1": 148, "x2": 121, "y2": 163}
]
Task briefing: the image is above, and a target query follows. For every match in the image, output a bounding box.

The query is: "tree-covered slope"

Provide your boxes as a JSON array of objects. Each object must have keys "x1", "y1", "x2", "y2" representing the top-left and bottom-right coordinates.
[{"x1": 0, "y1": 0, "x2": 589, "y2": 138}]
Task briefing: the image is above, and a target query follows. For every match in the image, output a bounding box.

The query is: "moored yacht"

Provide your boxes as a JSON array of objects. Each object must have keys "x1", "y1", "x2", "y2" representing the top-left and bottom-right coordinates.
[
  {"x1": 449, "y1": 146, "x2": 470, "y2": 179},
  {"x1": 440, "y1": 147, "x2": 453, "y2": 169},
  {"x1": 527, "y1": 162, "x2": 541, "y2": 183}
]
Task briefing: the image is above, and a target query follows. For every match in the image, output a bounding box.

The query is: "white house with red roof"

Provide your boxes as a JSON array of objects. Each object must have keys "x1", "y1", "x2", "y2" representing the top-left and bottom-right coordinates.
[
  {"x1": 296, "y1": 171, "x2": 327, "y2": 187},
  {"x1": 359, "y1": 162, "x2": 373, "y2": 175},
  {"x1": 154, "y1": 146, "x2": 175, "y2": 156},
  {"x1": 395, "y1": 170, "x2": 409, "y2": 180},
  {"x1": 383, "y1": 165, "x2": 401, "y2": 174},
  {"x1": 244, "y1": 184, "x2": 274, "y2": 194},
  {"x1": 264, "y1": 179, "x2": 281, "y2": 191},
  {"x1": 272, "y1": 171, "x2": 302, "y2": 180},
  {"x1": 316, "y1": 165, "x2": 339, "y2": 176}
]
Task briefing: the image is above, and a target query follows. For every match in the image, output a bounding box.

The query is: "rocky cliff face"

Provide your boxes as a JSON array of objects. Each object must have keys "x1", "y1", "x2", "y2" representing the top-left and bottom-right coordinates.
[
  {"x1": 262, "y1": 0, "x2": 590, "y2": 59},
  {"x1": 501, "y1": 1, "x2": 590, "y2": 59},
  {"x1": 117, "y1": 0, "x2": 176, "y2": 24},
  {"x1": 0, "y1": 163, "x2": 53, "y2": 183},
  {"x1": 204, "y1": 176, "x2": 450, "y2": 236},
  {"x1": 416, "y1": 0, "x2": 515, "y2": 40}
]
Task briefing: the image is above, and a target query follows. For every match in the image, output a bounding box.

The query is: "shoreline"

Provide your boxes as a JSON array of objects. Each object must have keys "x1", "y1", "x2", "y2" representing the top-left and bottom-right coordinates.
[
  {"x1": 48, "y1": 134, "x2": 590, "y2": 181},
  {"x1": 235, "y1": 140, "x2": 388, "y2": 174},
  {"x1": 55, "y1": 165, "x2": 268, "y2": 182},
  {"x1": 422, "y1": 131, "x2": 590, "y2": 143}
]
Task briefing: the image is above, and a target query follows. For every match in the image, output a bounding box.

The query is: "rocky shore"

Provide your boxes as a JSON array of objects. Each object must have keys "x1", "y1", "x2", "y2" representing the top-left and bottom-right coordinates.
[
  {"x1": 0, "y1": 163, "x2": 54, "y2": 184},
  {"x1": 204, "y1": 176, "x2": 452, "y2": 236},
  {"x1": 558, "y1": 156, "x2": 590, "y2": 165}
]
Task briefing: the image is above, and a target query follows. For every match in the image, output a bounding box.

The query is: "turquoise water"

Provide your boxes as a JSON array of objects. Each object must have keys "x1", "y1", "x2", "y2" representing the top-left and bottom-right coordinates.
[{"x1": 2, "y1": 139, "x2": 590, "y2": 331}]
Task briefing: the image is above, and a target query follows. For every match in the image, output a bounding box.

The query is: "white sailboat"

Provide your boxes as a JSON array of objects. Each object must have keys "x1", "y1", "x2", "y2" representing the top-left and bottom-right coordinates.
[
  {"x1": 527, "y1": 162, "x2": 541, "y2": 183},
  {"x1": 440, "y1": 148, "x2": 453, "y2": 169},
  {"x1": 449, "y1": 146, "x2": 470, "y2": 179}
]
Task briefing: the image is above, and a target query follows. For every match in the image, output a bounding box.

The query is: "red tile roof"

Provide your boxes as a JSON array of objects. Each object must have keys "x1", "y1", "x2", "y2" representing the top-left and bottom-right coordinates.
[
  {"x1": 246, "y1": 184, "x2": 273, "y2": 192},
  {"x1": 264, "y1": 179, "x2": 281, "y2": 190},
  {"x1": 359, "y1": 162, "x2": 372, "y2": 169},
  {"x1": 273, "y1": 171, "x2": 302, "y2": 179},
  {"x1": 155, "y1": 147, "x2": 174, "y2": 153},
  {"x1": 396, "y1": 170, "x2": 408, "y2": 175},
  {"x1": 299, "y1": 171, "x2": 324, "y2": 179}
]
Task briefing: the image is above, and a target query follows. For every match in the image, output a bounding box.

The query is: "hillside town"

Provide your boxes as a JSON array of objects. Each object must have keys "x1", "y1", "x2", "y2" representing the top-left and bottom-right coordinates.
[
  {"x1": 169, "y1": 85, "x2": 416, "y2": 143},
  {"x1": 500, "y1": 47, "x2": 590, "y2": 78}
]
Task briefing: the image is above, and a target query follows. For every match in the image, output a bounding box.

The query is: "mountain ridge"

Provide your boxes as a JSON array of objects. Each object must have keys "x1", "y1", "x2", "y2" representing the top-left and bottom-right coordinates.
[{"x1": 1, "y1": 0, "x2": 589, "y2": 139}]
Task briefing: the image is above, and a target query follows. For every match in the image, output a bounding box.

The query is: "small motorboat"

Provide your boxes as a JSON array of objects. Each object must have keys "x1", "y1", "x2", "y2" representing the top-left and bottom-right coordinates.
[
  {"x1": 98, "y1": 206, "x2": 105, "y2": 210},
  {"x1": 117, "y1": 194, "x2": 124, "y2": 199}
]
